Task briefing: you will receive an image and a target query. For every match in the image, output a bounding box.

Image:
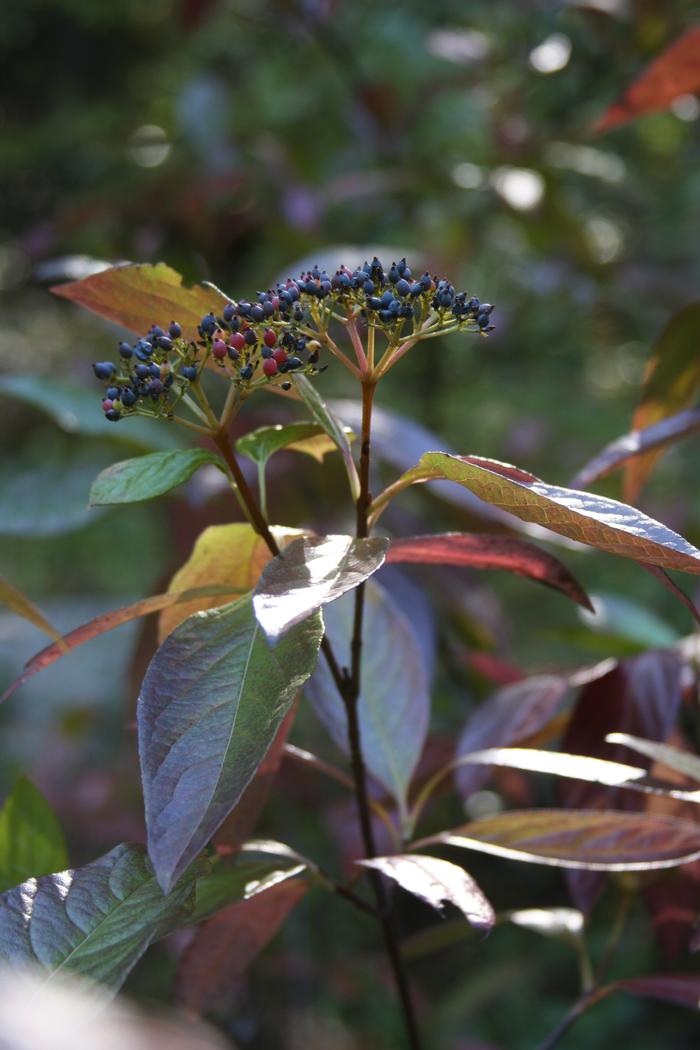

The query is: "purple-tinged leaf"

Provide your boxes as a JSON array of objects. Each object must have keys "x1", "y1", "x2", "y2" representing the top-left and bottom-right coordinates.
[
  {"x1": 253, "y1": 534, "x2": 388, "y2": 641},
  {"x1": 359, "y1": 855, "x2": 494, "y2": 930},
  {"x1": 371, "y1": 453, "x2": 700, "y2": 575},
  {"x1": 387, "y1": 533, "x2": 592, "y2": 610},
  {"x1": 640, "y1": 564, "x2": 700, "y2": 627},
  {"x1": 138, "y1": 596, "x2": 323, "y2": 892},
  {"x1": 616, "y1": 973, "x2": 700, "y2": 1010},
  {"x1": 606, "y1": 733, "x2": 700, "y2": 785},
  {"x1": 456, "y1": 676, "x2": 569, "y2": 798},
  {"x1": 419, "y1": 809, "x2": 700, "y2": 871}
]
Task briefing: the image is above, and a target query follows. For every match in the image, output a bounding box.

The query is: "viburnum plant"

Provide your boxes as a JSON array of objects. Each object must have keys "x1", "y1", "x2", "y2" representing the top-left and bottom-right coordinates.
[{"x1": 4, "y1": 258, "x2": 700, "y2": 1048}]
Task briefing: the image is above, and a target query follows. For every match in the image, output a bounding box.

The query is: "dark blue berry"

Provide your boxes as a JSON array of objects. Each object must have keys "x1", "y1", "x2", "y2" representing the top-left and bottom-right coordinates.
[
  {"x1": 199, "y1": 313, "x2": 218, "y2": 336},
  {"x1": 251, "y1": 304, "x2": 265, "y2": 322},
  {"x1": 105, "y1": 409, "x2": 121, "y2": 422},
  {"x1": 223, "y1": 303, "x2": 236, "y2": 323},
  {"x1": 136, "y1": 364, "x2": 151, "y2": 378},
  {"x1": 395, "y1": 278, "x2": 411, "y2": 297},
  {"x1": 181, "y1": 365, "x2": 197, "y2": 381},
  {"x1": 119, "y1": 341, "x2": 133, "y2": 359},
  {"x1": 106, "y1": 386, "x2": 119, "y2": 399},
  {"x1": 287, "y1": 356, "x2": 303, "y2": 370},
  {"x1": 156, "y1": 336, "x2": 172, "y2": 351},
  {"x1": 420, "y1": 272, "x2": 433, "y2": 292},
  {"x1": 149, "y1": 379, "x2": 164, "y2": 397},
  {"x1": 240, "y1": 365, "x2": 253, "y2": 380},
  {"x1": 467, "y1": 296, "x2": 480, "y2": 313},
  {"x1": 281, "y1": 381, "x2": 292, "y2": 390},
  {"x1": 93, "y1": 362, "x2": 116, "y2": 380},
  {"x1": 262, "y1": 300, "x2": 275, "y2": 318},
  {"x1": 169, "y1": 321, "x2": 182, "y2": 339},
  {"x1": 397, "y1": 258, "x2": 408, "y2": 276},
  {"x1": 150, "y1": 325, "x2": 164, "y2": 339},
  {"x1": 388, "y1": 263, "x2": 399, "y2": 284},
  {"x1": 261, "y1": 346, "x2": 273, "y2": 359},
  {"x1": 477, "y1": 313, "x2": 490, "y2": 328},
  {"x1": 228, "y1": 347, "x2": 240, "y2": 362},
  {"x1": 122, "y1": 388, "x2": 137, "y2": 406},
  {"x1": 409, "y1": 282, "x2": 422, "y2": 297},
  {"x1": 244, "y1": 329, "x2": 257, "y2": 346}
]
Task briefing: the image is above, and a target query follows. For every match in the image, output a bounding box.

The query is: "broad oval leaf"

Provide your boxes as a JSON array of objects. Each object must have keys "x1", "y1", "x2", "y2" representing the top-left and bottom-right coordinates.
[
  {"x1": 572, "y1": 408, "x2": 700, "y2": 491},
  {"x1": 456, "y1": 675, "x2": 569, "y2": 798},
  {"x1": 376, "y1": 453, "x2": 700, "y2": 575},
  {"x1": 596, "y1": 27, "x2": 700, "y2": 133},
  {"x1": 138, "y1": 595, "x2": 323, "y2": 891},
  {"x1": 293, "y1": 377, "x2": 360, "y2": 500},
  {"x1": 0, "y1": 843, "x2": 198, "y2": 987},
  {"x1": 0, "y1": 778, "x2": 68, "y2": 892},
  {"x1": 51, "y1": 262, "x2": 229, "y2": 342},
  {"x1": 235, "y1": 421, "x2": 353, "y2": 467},
  {"x1": 606, "y1": 733, "x2": 700, "y2": 785},
  {"x1": 0, "y1": 577, "x2": 67, "y2": 651},
  {"x1": 387, "y1": 533, "x2": 592, "y2": 609},
  {"x1": 253, "y1": 534, "x2": 388, "y2": 641},
  {"x1": 89, "y1": 449, "x2": 224, "y2": 506},
  {"x1": 359, "y1": 854, "x2": 494, "y2": 930},
  {"x1": 420, "y1": 810, "x2": 700, "y2": 871},
  {"x1": 305, "y1": 580, "x2": 430, "y2": 828}
]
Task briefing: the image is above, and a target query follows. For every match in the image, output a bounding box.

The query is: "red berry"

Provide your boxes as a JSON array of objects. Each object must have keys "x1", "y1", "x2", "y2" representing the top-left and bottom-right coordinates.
[
  {"x1": 263, "y1": 358, "x2": 278, "y2": 377},
  {"x1": 263, "y1": 328, "x2": 277, "y2": 348},
  {"x1": 230, "y1": 331, "x2": 246, "y2": 352},
  {"x1": 212, "y1": 339, "x2": 227, "y2": 359},
  {"x1": 102, "y1": 399, "x2": 114, "y2": 411},
  {"x1": 273, "y1": 347, "x2": 288, "y2": 365}
]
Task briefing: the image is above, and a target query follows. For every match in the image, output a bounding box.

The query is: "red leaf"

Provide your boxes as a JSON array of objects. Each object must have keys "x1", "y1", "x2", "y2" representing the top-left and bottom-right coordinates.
[
  {"x1": 596, "y1": 27, "x2": 700, "y2": 133},
  {"x1": 616, "y1": 973, "x2": 700, "y2": 1010},
  {"x1": 387, "y1": 533, "x2": 592, "y2": 610},
  {"x1": 176, "y1": 879, "x2": 308, "y2": 1013}
]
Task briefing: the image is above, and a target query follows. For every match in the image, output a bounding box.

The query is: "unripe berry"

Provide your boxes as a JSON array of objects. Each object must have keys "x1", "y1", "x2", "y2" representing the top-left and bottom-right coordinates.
[
  {"x1": 263, "y1": 328, "x2": 277, "y2": 348},
  {"x1": 273, "y1": 347, "x2": 288, "y2": 365},
  {"x1": 213, "y1": 339, "x2": 228, "y2": 359},
  {"x1": 230, "y1": 332, "x2": 246, "y2": 352},
  {"x1": 102, "y1": 399, "x2": 114, "y2": 412},
  {"x1": 263, "y1": 358, "x2": 278, "y2": 377}
]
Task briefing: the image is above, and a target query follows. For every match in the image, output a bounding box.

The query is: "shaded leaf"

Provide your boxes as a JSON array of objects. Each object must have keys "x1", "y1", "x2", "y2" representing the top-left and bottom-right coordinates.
[
  {"x1": 596, "y1": 27, "x2": 700, "y2": 132},
  {"x1": 51, "y1": 263, "x2": 229, "y2": 342},
  {"x1": 420, "y1": 809, "x2": 700, "y2": 870},
  {"x1": 572, "y1": 408, "x2": 700, "y2": 490},
  {"x1": 616, "y1": 973, "x2": 700, "y2": 1010},
  {"x1": 176, "y1": 879, "x2": 308, "y2": 1013},
  {"x1": 293, "y1": 377, "x2": 360, "y2": 500},
  {"x1": 253, "y1": 534, "x2": 388, "y2": 641},
  {"x1": 0, "y1": 778, "x2": 68, "y2": 892},
  {"x1": 0, "y1": 843, "x2": 198, "y2": 987},
  {"x1": 0, "y1": 577, "x2": 67, "y2": 651},
  {"x1": 1, "y1": 585, "x2": 242, "y2": 705},
  {"x1": 359, "y1": 855, "x2": 494, "y2": 930},
  {"x1": 138, "y1": 595, "x2": 323, "y2": 891},
  {"x1": 236, "y1": 421, "x2": 353, "y2": 466},
  {"x1": 375, "y1": 453, "x2": 700, "y2": 574},
  {"x1": 640, "y1": 564, "x2": 700, "y2": 628},
  {"x1": 624, "y1": 303, "x2": 700, "y2": 501},
  {"x1": 305, "y1": 580, "x2": 430, "y2": 827},
  {"x1": 191, "y1": 854, "x2": 306, "y2": 926},
  {"x1": 89, "y1": 449, "x2": 223, "y2": 506},
  {"x1": 606, "y1": 733, "x2": 700, "y2": 785},
  {"x1": 387, "y1": 533, "x2": 592, "y2": 610},
  {"x1": 456, "y1": 675, "x2": 569, "y2": 798}
]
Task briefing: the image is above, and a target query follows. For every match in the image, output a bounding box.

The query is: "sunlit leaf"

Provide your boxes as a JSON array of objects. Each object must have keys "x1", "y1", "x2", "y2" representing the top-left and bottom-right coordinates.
[
  {"x1": 373, "y1": 453, "x2": 700, "y2": 574},
  {"x1": 191, "y1": 853, "x2": 307, "y2": 926},
  {"x1": 606, "y1": 733, "x2": 700, "y2": 785},
  {"x1": 0, "y1": 578, "x2": 67, "y2": 651},
  {"x1": 506, "y1": 907, "x2": 584, "y2": 941},
  {"x1": 89, "y1": 449, "x2": 224, "y2": 506},
  {"x1": 358, "y1": 854, "x2": 494, "y2": 930},
  {"x1": 293, "y1": 377, "x2": 360, "y2": 500},
  {"x1": 419, "y1": 810, "x2": 700, "y2": 871},
  {"x1": 139, "y1": 595, "x2": 323, "y2": 891},
  {"x1": 0, "y1": 844, "x2": 199, "y2": 987},
  {"x1": 235, "y1": 421, "x2": 353, "y2": 466},
  {"x1": 51, "y1": 262, "x2": 229, "y2": 341},
  {"x1": 253, "y1": 534, "x2": 388, "y2": 641},
  {"x1": 0, "y1": 778, "x2": 68, "y2": 892},
  {"x1": 596, "y1": 27, "x2": 700, "y2": 132},
  {"x1": 387, "y1": 533, "x2": 592, "y2": 609}
]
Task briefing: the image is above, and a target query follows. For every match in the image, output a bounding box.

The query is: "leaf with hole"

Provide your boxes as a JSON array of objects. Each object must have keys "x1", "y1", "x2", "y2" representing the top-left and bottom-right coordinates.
[{"x1": 359, "y1": 855, "x2": 494, "y2": 930}]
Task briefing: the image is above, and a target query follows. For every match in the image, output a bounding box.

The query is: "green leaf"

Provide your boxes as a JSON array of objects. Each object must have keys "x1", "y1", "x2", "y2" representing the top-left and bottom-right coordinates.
[
  {"x1": 253, "y1": 534, "x2": 388, "y2": 641},
  {"x1": 0, "y1": 375, "x2": 185, "y2": 451},
  {"x1": 51, "y1": 262, "x2": 229, "y2": 342},
  {"x1": 0, "y1": 778, "x2": 68, "y2": 892},
  {"x1": 0, "y1": 578, "x2": 67, "y2": 651},
  {"x1": 373, "y1": 453, "x2": 700, "y2": 575},
  {"x1": 191, "y1": 854, "x2": 307, "y2": 925},
  {"x1": 138, "y1": 595, "x2": 323, "y2": 891},
  {"x1": 235, "y1": 421, "x2": 353, "y2": 467},
  {"x1": 419, "y1": 809, "x2": 700, "y2": 871},
  {"x1": 0, "y1": 843, "x2": 199, "y2": 987},
  {"x1": 89, "y1": 449, "x2": 224, "y2": 506},
  {"x1": 293, "y1": 376, "x2": 360, "y2": 500}
]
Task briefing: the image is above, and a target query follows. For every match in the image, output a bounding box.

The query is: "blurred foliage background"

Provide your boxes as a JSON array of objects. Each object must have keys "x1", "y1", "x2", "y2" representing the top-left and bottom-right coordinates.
[{"x1": 3, "y1": 1, "x2": 700, "y2": 1046}]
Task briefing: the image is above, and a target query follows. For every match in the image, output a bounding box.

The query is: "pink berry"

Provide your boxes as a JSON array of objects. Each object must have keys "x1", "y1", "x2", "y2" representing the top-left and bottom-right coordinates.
[
  {"x1": 273, "y1": 347, "x2": 288, "y2": 365},
  {"x1": 230, "y1": 332, "x2": 246, "y2": 352},
  {"x1": 212, "y1": 339, "x2": 227, "y2": 359},
  {"x1": 102, "y1": 399, "x2": 114, "y2": 411},
  {"x1": 263, "y1": 358, "x2": 278, "y2": 377},
  {"x1": 263, "y1": 328, "x2": 277, "y2": 348}
]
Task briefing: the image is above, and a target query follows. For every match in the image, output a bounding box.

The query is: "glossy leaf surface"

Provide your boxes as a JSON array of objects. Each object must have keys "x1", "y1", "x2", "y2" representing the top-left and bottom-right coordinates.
[
  {"x1": 236, "y1": 421, "x2": 352, "y2": 466},
  {"x1": 359, "y1": 855, "x2": 494, "y2": 929},
  {"x1": 607, "y1": 733, "x2": 700, "y2": 785}
]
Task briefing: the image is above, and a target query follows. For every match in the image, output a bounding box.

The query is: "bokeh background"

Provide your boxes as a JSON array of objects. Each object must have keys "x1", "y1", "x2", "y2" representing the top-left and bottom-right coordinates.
[{"x1": 2, "y1": 1, "x2": 700, "y2": 1047}]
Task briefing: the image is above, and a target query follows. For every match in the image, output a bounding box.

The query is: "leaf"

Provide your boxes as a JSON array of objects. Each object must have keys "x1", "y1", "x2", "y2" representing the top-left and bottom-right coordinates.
[
  {"x1": 358, "y1": 855, "x2": 494, "y2": 930},
  {"x1": 0, "y1": 577, "x2": 67, "y2": 651},
  {"x1": 293, "y1": 377, "x2": 360, "y2": 500},
  {"x1": 454, "y1": 747, "x2": 700, "y2": 803},
  {"x1": 138, "y1": 595, "x2": 323, "y2": 891},
  {"x1": 571, "y1": 408, "x2": 700, "y2": 491},
  {"x1": 0, "y1": 843, "x2": 199, "y2": 987},
  {"x1": 616, "y1": 974, "x2": 700, "y2": 1010},
  {"x1": 595, "y1": 27, "x2": 700, "y2": 133},
  {"x1": 176, "y1": 879, "x2": 308, "y2": 1013},
  {"x1": 0, "y1": 778, "x2": 68, "y2": 892},
  {"x1": 1, "y1": 585, "x2": 243, "y2": 705},
  {"x1": 606, "y1": 733, "x2": 700, "y2": 785},
  {"x1": 235, "y1": 421, "x2": 353, "y2": 467},
  {"x1": 305, "y1": 580, "x2": 430, "y2": 828},
  {"x1": 455, "y1": 675, "x2": 569, "y2": 798},
  {"x1": 624, "y1": 304, "x2": 700, "y2": 501},
  {"x1": 375, "y1": 453, "x2": 700, "y2": 575},
  {"x1": 191, "y1": 854, "x2": 306, "y2": 925},
  {"x1": 387, "y1": 533, "x2": 592, "y2": 610},
  {"x1": 420, "y1": 810, "x2": 700, "y2": 871},
  {"x1": 253, "y1": 534, "x2": 388, "y2": 641},
  {"x1": 0, "y1": 375, "x2": 185, "y2": 451},
  {"x1": 89, "y1": 449, "x2": 224, "y2": 506},
  {"x1": 158, "y1": 523, "x2": 303, "y2": 641},
  {"x1": 51, "y1": 262, "x2": 229, "y2": 341},
  {"x1": 506, "y1": 907, "x2": 584, "y2": 941}
]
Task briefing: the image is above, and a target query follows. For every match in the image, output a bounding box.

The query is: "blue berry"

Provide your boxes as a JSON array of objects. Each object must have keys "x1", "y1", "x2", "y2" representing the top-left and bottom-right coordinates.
[
  {"x1": 244, "y1": 329, "x2": 257, "y2": 346},
  {"x1": 261, "y1": 346, "x2": 273, "y2": 359},
  {"x1": 106, "y1": 386, "x2": 119, "y2": 399},
  {"x1": 105, "y1": 409, "x2": 121, "y2": 422},
  {"x1": 122, "y1": 388, "x2": 137, "y2": 407},
  {"x1": 395, "y1": 278, "x2": 411, "y2": 297},
  {"x1": 287, "y1": 356, "x2": 303, "y2": 370},
  {"x1": 169, "y1": 321, "x2": 182, "y2": 339},
  {"x1": 181, "y1": 365, "x2": 197, "y2": 381},
  {"x1": 251, "y1": 304, "x2": 265, "y2": 322},
  {"x1": 199, "y1": 313, "x2": 218, "y2": 336},
  {"x1": 223, "y1": 303, "x2": 236, "y2": 323},
  {"x1": 93, "y1": 361, "x2": 116, "y2": 380},
  {"x1": 136, "y1": 364, "x2": 150, "y2": 378},
  {"x1": 240, "y1": 365, "x2": 253, "y2": 380},
  {"x1": 149, "y1": 363, "x2": 161, "y2": 377},
  {"x1": 149, "y1": 379, "x2": 164, "y2": 397},
  {"x1": 477, "y1": 313, "x2": 490, "y2": 328},
  {"x1": 156, "y1": 336, "x2": 172, "y2": 351},
  {"x1": 119, "y1": 341, "x2": 133, "y2": 359},
  {"x1": 228, "y1": 347, "x2": 240, "y2": 361}
]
